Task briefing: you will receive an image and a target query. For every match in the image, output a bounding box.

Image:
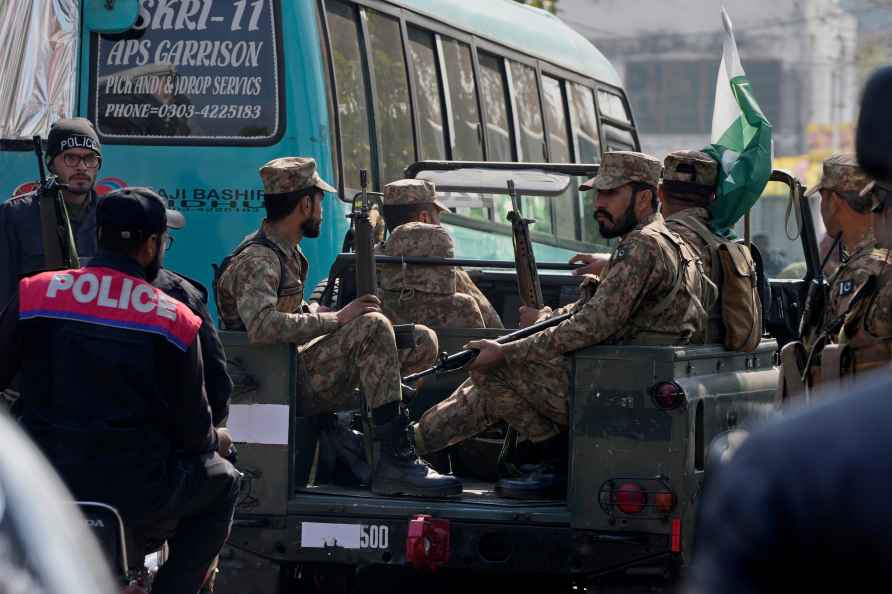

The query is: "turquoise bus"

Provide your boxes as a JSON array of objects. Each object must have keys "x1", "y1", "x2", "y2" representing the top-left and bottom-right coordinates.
[{"x1": 0, "y1": 0, "x2": 639, "y2": 306}]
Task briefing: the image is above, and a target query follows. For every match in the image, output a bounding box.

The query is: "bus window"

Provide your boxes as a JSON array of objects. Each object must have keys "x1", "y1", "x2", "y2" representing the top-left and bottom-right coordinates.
[
  {"x1": 597, "y1": 89, "x2": 631, "y2": 124},
  {"x1": 326, "y1": 0, "x2": 374, "y2": 191},
  {"x1": 440, "y1": 37, "x2": 484, "y2": 162},
  {"x1": 570, "y1": 84, "x2": 604, "y2": 244},
  {"x1": 478, "y1": 52, "x2": 515, "y2": 162},
  {"x1": 408, "y1": 27, "x2": 447, "y2": 161},
  {"x1": 93, "y1": 0, "x2": 281, "y2": 144},
  {"x1": 367, "y1": 10, "x2": 414, "y2": 185},
  {"x1": 508, "y1": 61, "x2": 551, "y2": 235},
  {"x1": 542, "y1": 75, "x2": 576, "y2": 240},
  {"x1": 509, "y1": 61, "x2": 545, "y2": 162}
]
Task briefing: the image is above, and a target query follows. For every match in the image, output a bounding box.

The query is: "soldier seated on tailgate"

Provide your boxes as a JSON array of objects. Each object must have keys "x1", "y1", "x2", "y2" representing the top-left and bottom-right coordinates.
[
  {"x1": 802, "y1": 155, "x2": 892, "y2": 381},
  {"x1": 215, "y1": 157, "x2": 460, "y2": 498},
  {"x1": 379, "y1": 179, "x2": 503, "y2": 329},
  {"x1": 410, "y1": 152, "x2": 710, "y2": 499}
]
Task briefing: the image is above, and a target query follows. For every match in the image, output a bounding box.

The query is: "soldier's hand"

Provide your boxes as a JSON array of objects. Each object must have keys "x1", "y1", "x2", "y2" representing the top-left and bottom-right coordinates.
[
  {"x1": 308, "y1": 302, "x2": 332, "y2": 313},
  {"x1": 519, "y1": 305, "x2": 551, "y2": 328},
  {"x1": 337, "y1": 294, "x2": 382, "y2": 326},
  {"x1": 216, "y1": 428, "x2": 233, "y2": 456},
  {"x1": 569, "y1": 252, "x2": 609, "y2": 276},
  {"x1": 465, "y1": 339, "x2": 506, "y2": 371}
]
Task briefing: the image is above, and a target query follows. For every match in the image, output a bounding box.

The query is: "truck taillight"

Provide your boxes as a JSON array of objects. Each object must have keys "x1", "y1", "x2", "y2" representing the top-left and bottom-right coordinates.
[
  {"x1": 406, "y1": 515, "x2": 450, "y2": 572},
  {"x1": 614, "y1": 482, "x2": 646, "y2": 514},
  {"x1": 655, "y1": 491, "x2": 676, "y2": 514},
  {"x1": 650, "y1": 381, "x2": 686, "y2": 410}
]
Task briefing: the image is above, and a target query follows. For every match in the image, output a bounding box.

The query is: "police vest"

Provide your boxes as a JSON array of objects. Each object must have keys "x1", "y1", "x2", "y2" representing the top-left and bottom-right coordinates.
[{"x1": 19, "y1": 267, "x2": 201, "y2": 350}]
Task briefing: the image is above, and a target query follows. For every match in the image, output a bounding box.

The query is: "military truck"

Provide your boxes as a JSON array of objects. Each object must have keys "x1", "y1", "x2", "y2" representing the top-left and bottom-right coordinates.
[{"x1": 215, "y1": 163, "x2": 820, "y2": 593}]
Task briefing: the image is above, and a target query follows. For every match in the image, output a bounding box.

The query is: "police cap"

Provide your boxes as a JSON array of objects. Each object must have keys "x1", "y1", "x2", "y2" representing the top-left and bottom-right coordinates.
[{"x1": 98, "y1": 187, "x2": 185, "y2": 240}]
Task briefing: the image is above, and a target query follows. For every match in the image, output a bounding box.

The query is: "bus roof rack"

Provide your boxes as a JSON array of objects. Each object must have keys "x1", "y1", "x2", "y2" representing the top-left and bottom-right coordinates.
[{"x1": 404, "y1": 161, "x2": 599, "y2": 197}]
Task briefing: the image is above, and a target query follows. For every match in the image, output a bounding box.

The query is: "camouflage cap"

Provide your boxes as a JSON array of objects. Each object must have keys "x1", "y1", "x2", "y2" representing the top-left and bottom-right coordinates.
[
  {"x1": 579, "y1": 151, "x2": 662, "y2": 191},
  {"x1": 259, "y1": 157, "x2": 336, "y2": 197},
  {"x1": 663, "y1": 150, "x2": 718, "y2": 187},
  {"x1": 380, "y1": 222, "x2": 455, "y2": 294},
  {"x1": 383, "y1": 179, "x2": 447, "y2": 212},
  {"x1": 806, "y1": 154, "x2": 871, "y2": 197}
]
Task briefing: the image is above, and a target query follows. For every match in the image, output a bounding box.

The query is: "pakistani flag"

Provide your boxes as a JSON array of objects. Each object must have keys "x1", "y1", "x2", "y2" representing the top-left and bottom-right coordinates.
[{"x1": 703, "y1": 8, "x2": 773, "y2": 233}]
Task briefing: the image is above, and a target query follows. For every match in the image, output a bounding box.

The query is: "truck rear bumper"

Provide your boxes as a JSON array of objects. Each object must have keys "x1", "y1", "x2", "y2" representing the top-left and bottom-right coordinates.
[{"x1": 229, "y1": 514, "x2": 672, "y2": 577}]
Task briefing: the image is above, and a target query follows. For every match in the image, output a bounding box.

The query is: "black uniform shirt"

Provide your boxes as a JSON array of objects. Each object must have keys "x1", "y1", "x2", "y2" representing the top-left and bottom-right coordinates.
[
  {"x1": 0, "y1": 190, "x2": 99, "y2": 306},
  {"x1": 690, "y1": 375, "x2": 892, "y2": 594},
  {"x1": 153, "y1": 268, "x2": 232, "y2": 426}
]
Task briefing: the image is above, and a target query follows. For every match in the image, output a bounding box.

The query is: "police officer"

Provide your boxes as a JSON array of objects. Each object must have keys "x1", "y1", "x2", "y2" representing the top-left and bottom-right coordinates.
[
  {"x1": 412, "y1": 151, "x2": 709, "y2": 498},
  {"x1": 154, "y1": 252, "x2": 233, "y2": 427},
  {"x1": 0, "y1": 187, "x2": 240, "y2": 594},
  {"x1": 0, "y1": 118, "x2": 104, "y2": 305},
  {"x1": 215, "y1": 157, "x2": 460, "y2": 497},
  {"x1": 378, "y1": 179, "x2": 503, "y2": 329},
  {"x1": 804, "y1": 155, "x2": 891, "y2": 380}
]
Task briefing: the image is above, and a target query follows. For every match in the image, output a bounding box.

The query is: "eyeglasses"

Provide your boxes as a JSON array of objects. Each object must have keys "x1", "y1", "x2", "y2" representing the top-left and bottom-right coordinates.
[
  {"x1": 162, "y1": 234, "x2": 175, "y2": 250},
  {"x1": 62, "y1": 153, "x2": 101, "y2": 169}
]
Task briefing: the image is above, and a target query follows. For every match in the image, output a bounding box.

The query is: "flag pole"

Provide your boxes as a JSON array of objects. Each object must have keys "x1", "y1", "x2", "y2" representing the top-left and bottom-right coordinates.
[{"x1": 745, "y1": 210, "x2": 751, "y2": 246}]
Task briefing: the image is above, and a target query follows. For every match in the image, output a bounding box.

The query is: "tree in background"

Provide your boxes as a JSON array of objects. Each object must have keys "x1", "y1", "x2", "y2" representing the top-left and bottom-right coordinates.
[{"x1": 514, "y1": 0, "x2": 558, "y2": 15}]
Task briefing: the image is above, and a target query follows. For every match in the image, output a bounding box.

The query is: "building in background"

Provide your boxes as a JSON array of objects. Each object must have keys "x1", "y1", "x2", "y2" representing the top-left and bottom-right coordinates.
[{"x1": 559, "y1": 0, "x2": 869, "y2": 190}]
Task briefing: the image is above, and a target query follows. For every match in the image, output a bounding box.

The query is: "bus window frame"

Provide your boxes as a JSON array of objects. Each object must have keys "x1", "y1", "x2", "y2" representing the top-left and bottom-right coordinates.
[
  {"x1": 318, "y1": 0, "x2": 639, "y2": 251},
  {"x1": 87, "y1": 0, "x2": 287, "y2": 148},
  {"x1": 594, "y1": 83, "x2": 640, "y2": 151}
]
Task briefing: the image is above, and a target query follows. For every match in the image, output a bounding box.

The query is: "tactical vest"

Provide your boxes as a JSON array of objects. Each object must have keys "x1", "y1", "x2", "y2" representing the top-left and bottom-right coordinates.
[
  {"x1": 627, "y1": 223, "x2": 714, "y2": 346},
  {"x1": 669, "y1": 215, "x2": 762, "y2": 352},
  {"x1": 214, "y1": 231, "x2": 303, "y2": 331}
]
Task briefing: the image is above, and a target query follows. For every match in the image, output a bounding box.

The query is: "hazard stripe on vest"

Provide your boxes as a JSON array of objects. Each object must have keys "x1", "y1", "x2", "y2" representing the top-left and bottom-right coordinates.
[{"x1": 19, "y1": 267, "x2": 201, "y2": 351}]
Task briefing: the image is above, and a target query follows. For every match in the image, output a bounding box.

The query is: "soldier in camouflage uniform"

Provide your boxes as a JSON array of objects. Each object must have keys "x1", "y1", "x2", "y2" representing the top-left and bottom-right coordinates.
[
  {"x1": 412, "y1": 152, "x2": 709, "y2": 498},
  {"x1": 216, "y1": 157, "x2": 460, "y2": 497},
  {"x1": 802, "y1": 157, "x2": 891, "y2": 383},
  {"x1": 380, "y1": 179, "x2": 503, "y2": 329}
]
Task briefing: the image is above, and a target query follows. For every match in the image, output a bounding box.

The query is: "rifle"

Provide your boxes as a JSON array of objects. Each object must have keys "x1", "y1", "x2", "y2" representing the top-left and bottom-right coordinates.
[
  {"x1": 507, "y1": 179, "x2": 544, "y2": 309},
  {"x1": 797, "y1": 234, "x2": 839, "y2": 341},
  {"x1": 350, "y1": 169, "x2": 377, "y2": 297},
  {"x1": 33, "y1": 136, "x2": 79, "y2": 270},
  {"x1": 402, "y1": 311, "x2": 572, "y2": 384}
]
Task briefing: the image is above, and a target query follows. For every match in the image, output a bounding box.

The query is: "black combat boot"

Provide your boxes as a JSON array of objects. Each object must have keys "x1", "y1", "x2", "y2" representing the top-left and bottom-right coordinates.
[
  {"x1": 495, "y1": 432, "x2": 568, "y2": 500},
  {"x1": 370, "y1": 410, "x2": 463, "y2": 497}
]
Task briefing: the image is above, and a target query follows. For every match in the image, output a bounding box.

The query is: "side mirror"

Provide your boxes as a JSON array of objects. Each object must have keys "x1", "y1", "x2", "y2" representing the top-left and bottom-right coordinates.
[
  {"x1": 856, "y1": 66, "x2": 892, "y2": 183},
  {"x1": 84, "y1": 0, "x2": 139, "y2": 34}
]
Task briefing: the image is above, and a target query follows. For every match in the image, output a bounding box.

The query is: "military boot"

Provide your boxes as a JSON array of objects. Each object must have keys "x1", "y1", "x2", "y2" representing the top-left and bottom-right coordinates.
[
  {"x1": 495, "y1": 432, "x2": 568, "y2": 500},
  {"x1": 370, "y1": 411, "x2": 463, "y2": 497}
]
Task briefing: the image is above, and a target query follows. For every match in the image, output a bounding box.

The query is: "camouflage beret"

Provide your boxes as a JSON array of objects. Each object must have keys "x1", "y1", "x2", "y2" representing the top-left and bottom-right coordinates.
[
  {"x1": 580, "y1": 151, "x2": 662, "y2": 191},
  {"x1": 806, "y1": 154, "x2": 871, "y2": 197},
  {"x1": 383, "y1": 179, "x2": 447, "y2": 211},
  {"x1": 259, "y1": 157, "x2": 336, "y2": 197},
  {"x1": 663, "y1": 150, "x2": 718, "y2": 187},
  {"x1": 379, "y1": 222, "x2": 455, "y2": 294}
]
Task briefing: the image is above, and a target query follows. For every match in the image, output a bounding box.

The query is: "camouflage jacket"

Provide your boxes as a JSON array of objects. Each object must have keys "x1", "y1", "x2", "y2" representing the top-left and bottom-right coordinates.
[
  {"x1": 502, "y1": 213, "x2": 705, "y2": 363},
  {"x1": 822, "y1": 236, "x2": 889, "y2": 334},
  {"x1": 378, "y1": 222, "x2": 502, "y2": 329},
  {"x1": 216, "y1": 222, "x2": 338, "y2": 345},
  {"x1": 666, "y1": 207, "x2": 725, "y2": 343}
]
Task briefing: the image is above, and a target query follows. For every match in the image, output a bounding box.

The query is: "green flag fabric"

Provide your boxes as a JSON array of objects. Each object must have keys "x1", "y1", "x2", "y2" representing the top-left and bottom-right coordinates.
[{"x1": 703, "y1": 8, "x2": 773, "y2": 233}]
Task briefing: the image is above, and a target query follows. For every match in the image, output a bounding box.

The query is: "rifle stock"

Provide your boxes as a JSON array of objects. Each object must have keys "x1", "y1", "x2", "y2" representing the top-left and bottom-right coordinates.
[
  {"x1": 402, "y1": 311, "x2": 572, "y2": 384},
  {"x1": 506, "y1": 179, "x2": 544, "y2": 309}
]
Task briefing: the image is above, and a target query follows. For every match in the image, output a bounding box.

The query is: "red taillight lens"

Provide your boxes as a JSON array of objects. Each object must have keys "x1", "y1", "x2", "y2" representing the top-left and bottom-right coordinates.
[
  {"x1": 655, "y1": 491, "x2": 675, "y2": 514},
  {"x1": 406, "y1": 514, "x2": 450, "y2": 572},
  {"x1": 650, "y1": 381, "x2": 686, "y2": 410},
  {"x1": 614, "y1": 482, "x2": 646, "y2": 514}
]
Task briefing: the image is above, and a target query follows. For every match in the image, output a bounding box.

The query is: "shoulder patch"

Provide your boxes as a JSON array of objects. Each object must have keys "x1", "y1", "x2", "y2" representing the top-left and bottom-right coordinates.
[{"x1": 840, "y1": 279, "x2": 855, "y2": 296}]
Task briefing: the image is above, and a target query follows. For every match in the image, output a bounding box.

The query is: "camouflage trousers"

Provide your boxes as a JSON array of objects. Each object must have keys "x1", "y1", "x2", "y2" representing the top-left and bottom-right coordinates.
[
  {"x1": 414, "y1": 350, "x2": 570, "y2": 455},
  {"x1": 297, "y1": 313, "x2": 437, "y2": 416}
]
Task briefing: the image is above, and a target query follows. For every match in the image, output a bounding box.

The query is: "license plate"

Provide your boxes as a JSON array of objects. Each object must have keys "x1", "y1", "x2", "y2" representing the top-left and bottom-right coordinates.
[{"x1": 300, "y1": 522, "x2": 390, "y2": 550}]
